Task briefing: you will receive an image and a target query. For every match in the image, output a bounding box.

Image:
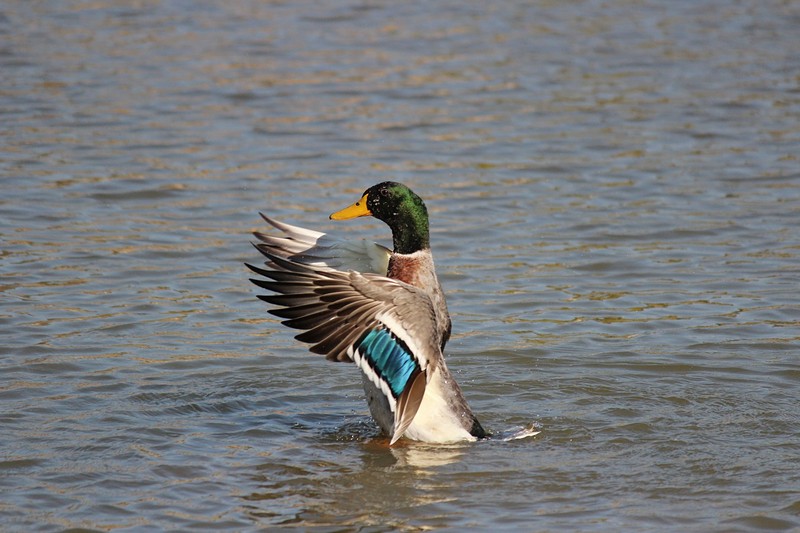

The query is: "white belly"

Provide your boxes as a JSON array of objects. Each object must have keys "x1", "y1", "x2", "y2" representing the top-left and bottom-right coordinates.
[{"x1": 402, "y1": 370, "x2": 477, "y2": 444}]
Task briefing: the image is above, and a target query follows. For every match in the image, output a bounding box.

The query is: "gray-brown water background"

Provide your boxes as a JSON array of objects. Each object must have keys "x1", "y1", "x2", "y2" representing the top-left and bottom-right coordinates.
[{"x1": 2, "y1": 1, "x2": 799, "y2": 531}]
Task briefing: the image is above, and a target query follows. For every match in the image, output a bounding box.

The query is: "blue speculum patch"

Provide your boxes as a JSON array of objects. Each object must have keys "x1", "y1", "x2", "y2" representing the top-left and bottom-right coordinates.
[{"x1": 358, "y1": 328, "x2": 417, "y2": 397}]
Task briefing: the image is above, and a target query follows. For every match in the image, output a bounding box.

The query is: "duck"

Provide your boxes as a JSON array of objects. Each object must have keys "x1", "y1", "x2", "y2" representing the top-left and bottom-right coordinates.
[{"x1": 247, "y1": 181, "x2": 486, "y2": 445}]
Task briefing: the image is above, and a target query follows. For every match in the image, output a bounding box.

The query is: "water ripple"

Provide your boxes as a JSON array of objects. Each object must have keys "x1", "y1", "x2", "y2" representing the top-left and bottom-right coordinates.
[{"x1": 2, "y1": 0, "x2": 799, "y2": 530}]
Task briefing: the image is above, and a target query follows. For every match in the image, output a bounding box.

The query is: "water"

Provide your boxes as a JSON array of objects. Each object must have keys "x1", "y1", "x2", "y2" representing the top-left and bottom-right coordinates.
[{"x1": 2, "y1": 0, "x2": 799, "y2": 530}]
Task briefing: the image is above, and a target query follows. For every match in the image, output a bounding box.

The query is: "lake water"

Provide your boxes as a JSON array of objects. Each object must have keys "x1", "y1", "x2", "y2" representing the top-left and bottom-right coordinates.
[{"x1": 2, "y1": 1, "x2": 799, "y2": 531}]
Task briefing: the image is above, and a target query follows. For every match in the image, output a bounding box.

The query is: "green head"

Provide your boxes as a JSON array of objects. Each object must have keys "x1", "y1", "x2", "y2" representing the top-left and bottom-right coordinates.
[{"x1": 330, "y1": 181, "x2": 430, "y2": 254}]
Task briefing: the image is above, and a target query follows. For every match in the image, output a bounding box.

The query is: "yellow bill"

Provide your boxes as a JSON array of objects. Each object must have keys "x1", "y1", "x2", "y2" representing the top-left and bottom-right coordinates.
[{"x1": 330, "y1": 193, "x2": 371, "y2": 220}]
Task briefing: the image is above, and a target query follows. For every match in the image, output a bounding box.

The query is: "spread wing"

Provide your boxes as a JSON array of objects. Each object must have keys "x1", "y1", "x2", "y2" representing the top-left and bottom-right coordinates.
[
  {"x1": 246, "y1": 249, "x2": 443, "y2": 444},
  {"x1": 253, "y1": 214, "x2": 391, "y2": 274}
]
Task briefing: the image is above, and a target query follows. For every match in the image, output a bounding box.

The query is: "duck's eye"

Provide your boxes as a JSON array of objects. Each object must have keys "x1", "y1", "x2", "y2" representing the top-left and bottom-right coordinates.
[{"x1": 379, "y1": 188, "x2": 390, "y2": 198}]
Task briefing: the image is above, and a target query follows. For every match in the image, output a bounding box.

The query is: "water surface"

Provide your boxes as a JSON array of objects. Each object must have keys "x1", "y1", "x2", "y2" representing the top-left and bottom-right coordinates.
[{"x1": 2, "y1": 1, "x2": 799, "y2": 531}]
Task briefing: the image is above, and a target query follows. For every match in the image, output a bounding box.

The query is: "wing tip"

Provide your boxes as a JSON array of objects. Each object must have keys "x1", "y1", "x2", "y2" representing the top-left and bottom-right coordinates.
[
  {"x1": 257, "y1": 212, "x2": 325, "y2": 240},
  {"x1": 258, "y1": 212, "x2": 279, "y2": 227},
  {"x1": 389, "y1": 368, "x2": 427, "y2": 446}
]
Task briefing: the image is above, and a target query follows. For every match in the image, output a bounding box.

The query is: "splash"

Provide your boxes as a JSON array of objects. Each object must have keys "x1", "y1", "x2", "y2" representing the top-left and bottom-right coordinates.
[{"x1": 496, "y1": 422, "x2": 542, "y2": 442}]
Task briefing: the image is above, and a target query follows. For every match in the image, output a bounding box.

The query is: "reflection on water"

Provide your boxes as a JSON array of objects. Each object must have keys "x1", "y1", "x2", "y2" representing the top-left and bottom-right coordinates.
[
  {"x1": 2, "y1": 0, "x2": 800, "y2": 530},
  {"x1": 242, "y1": 440, "x2": 469, "y2": 528},
  {"x1": 388, "y1": 442, "x2": 467, "y2": 470}
]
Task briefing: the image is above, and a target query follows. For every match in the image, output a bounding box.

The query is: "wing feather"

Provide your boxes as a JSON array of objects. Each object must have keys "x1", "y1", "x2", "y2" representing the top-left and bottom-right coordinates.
[
  {"x1": 248, "y1": 217, "x2": 445, "y2": 442},
  {"x1": 392, "y1": 369, "x2": 427, "y2": 445},
  {"x1": 254, "y1": 214, "x2": 391, "y2": 274}
]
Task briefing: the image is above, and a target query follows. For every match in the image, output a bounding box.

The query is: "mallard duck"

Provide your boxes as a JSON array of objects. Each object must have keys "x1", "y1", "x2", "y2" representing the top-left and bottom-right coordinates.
[{"x1": 247, "y1": 181, "x2": 486, "y2": 445}]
